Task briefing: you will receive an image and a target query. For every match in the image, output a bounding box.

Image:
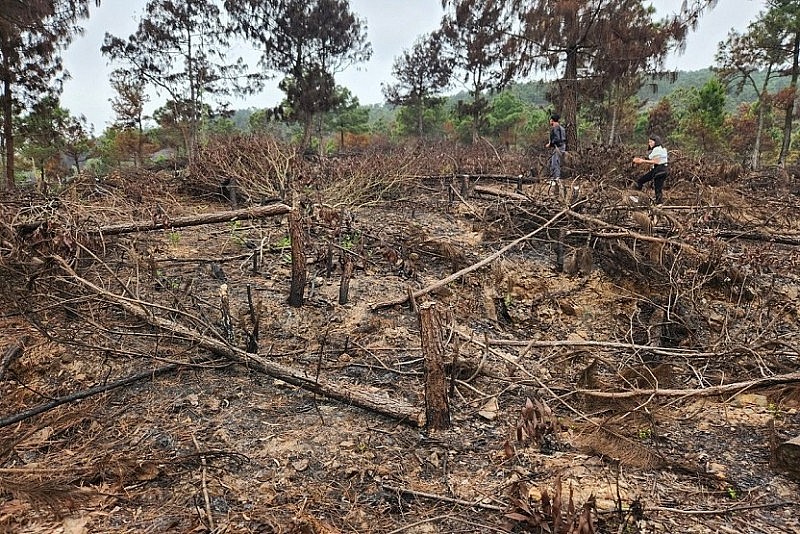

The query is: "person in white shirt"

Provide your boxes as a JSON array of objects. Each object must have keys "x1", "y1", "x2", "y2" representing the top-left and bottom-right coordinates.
[{"x1": 633, "y1": 134, "x2": 669, "y2": 205}]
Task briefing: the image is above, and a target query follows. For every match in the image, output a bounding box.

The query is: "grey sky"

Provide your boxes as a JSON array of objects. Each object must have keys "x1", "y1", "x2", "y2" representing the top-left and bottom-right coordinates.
[{"x1": 61, "y1": 0, "x2": 766, "y2": 131}]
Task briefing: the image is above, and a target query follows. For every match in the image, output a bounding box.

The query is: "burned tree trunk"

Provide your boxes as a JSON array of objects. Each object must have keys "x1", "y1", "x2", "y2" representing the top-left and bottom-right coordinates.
[
  {"x1": 418, "y1": 301, "x2": 450, "y2": 431},
  {"x1": 774, "y1": 435, "x2": 800, "y2": 480},
  {"x1": 339, "y1": 256, "x2": 354, "y2": 305},
  {"x1": 288, "y1": 208, "x2": 307, "y2": 307},
  {"x1": 0, "y1": 341, "x2": 24, "y2": 382}
]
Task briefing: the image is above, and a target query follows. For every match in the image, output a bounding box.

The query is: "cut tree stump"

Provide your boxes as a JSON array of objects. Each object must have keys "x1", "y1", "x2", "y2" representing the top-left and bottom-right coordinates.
[
  {"x1": 288, "y1": 208, "x2": 307, "y2": 307},
  {"x1": 774, "y1": 435, "x2": 800, "y2": 480},
  {"x1": 339, "y1": 257, "x2": 353, "y2": 305},
  {"x1": 418, "y1": 301, "x2": 450, "y2": 430}
]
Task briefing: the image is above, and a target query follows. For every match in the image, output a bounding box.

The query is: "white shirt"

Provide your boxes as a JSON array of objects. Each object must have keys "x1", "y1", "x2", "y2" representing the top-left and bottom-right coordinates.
[{"x1": 649, "y1": 145, "x2": 668, "y2": 164}]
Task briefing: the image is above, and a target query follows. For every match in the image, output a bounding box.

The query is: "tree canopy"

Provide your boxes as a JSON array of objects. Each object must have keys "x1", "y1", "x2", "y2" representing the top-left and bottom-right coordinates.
[
  {"x1": 225, "y1": 0, "x2": 372, "y2": 152},
  {"x1": 0, "y1": 0, "x2": 99, "y2": 189}
]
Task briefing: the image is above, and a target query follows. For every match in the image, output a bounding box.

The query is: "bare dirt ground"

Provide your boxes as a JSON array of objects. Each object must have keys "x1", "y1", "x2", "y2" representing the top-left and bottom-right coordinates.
[{"x1": 1, "y1": 145, "x2": 799, "y2": 533}]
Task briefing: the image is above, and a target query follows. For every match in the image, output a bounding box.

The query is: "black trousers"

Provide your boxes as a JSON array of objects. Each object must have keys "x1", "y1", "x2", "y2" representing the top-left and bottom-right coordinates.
[{"x1": 636, "y1": 165, "x2": 668, "y2": 203}]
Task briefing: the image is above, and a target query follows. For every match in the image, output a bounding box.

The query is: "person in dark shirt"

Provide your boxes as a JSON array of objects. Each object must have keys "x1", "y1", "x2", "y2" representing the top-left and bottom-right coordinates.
[{"x1": 545, "y1": 113, "x2": 567, "y2": 180}]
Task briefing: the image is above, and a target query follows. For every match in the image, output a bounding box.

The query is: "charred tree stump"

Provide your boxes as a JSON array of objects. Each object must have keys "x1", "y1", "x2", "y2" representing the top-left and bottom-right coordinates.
[
  {"x1": 418, "y1": 301, "x2": 450, "y2": 431},
  {"x1": 288, "y1": 208, "x2": 307, "y2": 307},
  {"x1": 339, "y1": 256, "x2": 354, "y2": 305},
  {"x1": 0, "y1": 341, "x2": 24, "y2": 382},
  {"x1": 245, "y1": 284, "x2": 259, "y2": 354},
  {"x1": 459, "y1": 175, "x2": 473, "y2": 200},
  {"x1": 221, "y1": 176, "x2": 239, "y2": 209},
  {"x1": 219, "y1": 284, "x2": 234, "y2": 344},
  {"x1": 325, "y1": 242, "x2": 334, "y2": 278},
  {"x1": 555, "y1": 227, "x2": 566, "y2": 273},
  {"x1": 774, "y1": 435, "x2": 800, "y2": 480}
]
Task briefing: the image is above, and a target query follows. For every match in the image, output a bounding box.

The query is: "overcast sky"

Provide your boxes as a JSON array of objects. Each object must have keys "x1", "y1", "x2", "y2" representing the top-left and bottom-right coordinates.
[{"x1": 61, "y1": 0, "x2": 767, "y2": 131}]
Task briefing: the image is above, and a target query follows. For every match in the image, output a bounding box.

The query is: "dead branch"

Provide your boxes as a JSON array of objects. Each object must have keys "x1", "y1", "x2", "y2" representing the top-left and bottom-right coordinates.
[
  {"x1": 566, "y1": 209, "x2": 702, "y2": 256},
  {"x1": 573, "y1": 371, "x2": 800, "y2": 399},
  {"x1": 87, "y1": 203, "x2": 291, "y2": 236},
  {"x1": 481, "y1": 336, "x2": 726, "y2": 359},
  {"x1": 192, "y1": 434, "x2": 215, "y2": 531},
  {"x1": 371, "y1": 208, "x2": 570, "y2": 309},
  {"x1": 648, "y1": 501, "x2": 800, "y2": 516},
  {"x1": 57, "y1": 258, "x2": 425, "y2": 427},
  {"x1": 0, "y1": 362, "x2": 183, "y2": 429},
  {"x1": 381, "y1": 483, "x2": 504, "y2": 512}
]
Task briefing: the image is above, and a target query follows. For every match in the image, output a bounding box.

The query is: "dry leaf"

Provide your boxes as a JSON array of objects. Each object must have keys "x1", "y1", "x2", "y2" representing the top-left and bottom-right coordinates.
[{"x1": 478, "y1": 397, "x2": 499, "y2": 420}]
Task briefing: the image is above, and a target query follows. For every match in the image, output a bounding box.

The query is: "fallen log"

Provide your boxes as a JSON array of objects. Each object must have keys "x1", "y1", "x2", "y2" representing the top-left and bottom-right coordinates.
[
  {"x1": 57, "y1": 258, "x2": 424, "y2": 427},
  {"x1": 698, "y1": 228, "x2": 800, "y2": 247},
  {"x1": 572, "y1": 372, "x2": 800, "y2": 399},
  {"x1": 566, "y1": 209, "x2": 702, "y2": 257},
  {"x1": 15, "y1": 204, "x2": 290, "y2": 237},
  {"x1": 473, "y1": 185, "x2": 529, "y2": 201}
]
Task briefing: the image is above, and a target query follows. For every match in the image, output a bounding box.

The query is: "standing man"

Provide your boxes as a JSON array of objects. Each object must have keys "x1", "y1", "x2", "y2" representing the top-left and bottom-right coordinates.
[
  {"x1": 633, "y1": 134, "x2": 669, "y2": 205},
  {"x1": 545, "y1": 113, "x2": 567, "y2": 181}
]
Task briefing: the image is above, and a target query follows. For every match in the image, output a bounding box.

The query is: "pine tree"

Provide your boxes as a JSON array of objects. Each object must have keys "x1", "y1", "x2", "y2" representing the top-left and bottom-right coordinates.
[
  {"x1": 0, "y1": 0, "x2": 99, "y2": 189},
  {"x1": 225, "y1": 0, "x2": 372, "y2": 153},
  {"x1": 383, "y1": 33, "x2": 452, "y2": 138}
]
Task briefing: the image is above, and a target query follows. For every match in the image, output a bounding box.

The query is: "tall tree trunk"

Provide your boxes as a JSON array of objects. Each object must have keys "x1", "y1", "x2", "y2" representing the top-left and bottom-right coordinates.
[
  {"x1": 562, "y1": 47, "x2": 579, "y2": 151},
  {"x1": 2, "y1": 53, "x2": 14, "y2": 190},
  {"x1": 186, "y1": 13, "x2": 197, "y2": 164},
  {"x1": 137, "y1": 110, "x2": 144, "y2": 169},
  {"x1": 753, "y1": 98, "x2": 765, "y2": 171},
  {"x1": 470, "y1": 81, "x2": 482, "y2": 144},
  {"x1": 417, "y1": 99, "x2": 424, "y2": 137},
  {"x1": 778, "y1": 34, "x2": 799, "y2": 168},
  {"x1": 607, "y1": 101, "x2": 617, "y2": 146},
  {"x1": 300, "y1": 113, "x2": 314, "y2": 153}
]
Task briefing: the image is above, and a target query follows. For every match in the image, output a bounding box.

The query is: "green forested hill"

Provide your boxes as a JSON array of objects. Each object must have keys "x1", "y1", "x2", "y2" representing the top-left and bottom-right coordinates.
[
  {"x1": 637, "y1": 68, "x2": 789, "y2": 109},
  {"x1": 444, "y1": 69, "x2": 789, "y2": 112}
]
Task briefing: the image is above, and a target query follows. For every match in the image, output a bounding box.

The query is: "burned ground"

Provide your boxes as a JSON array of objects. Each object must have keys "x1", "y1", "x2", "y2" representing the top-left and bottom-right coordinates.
[{"x1": 1, "y1": 142, "x2": 799, "y2": 533}]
